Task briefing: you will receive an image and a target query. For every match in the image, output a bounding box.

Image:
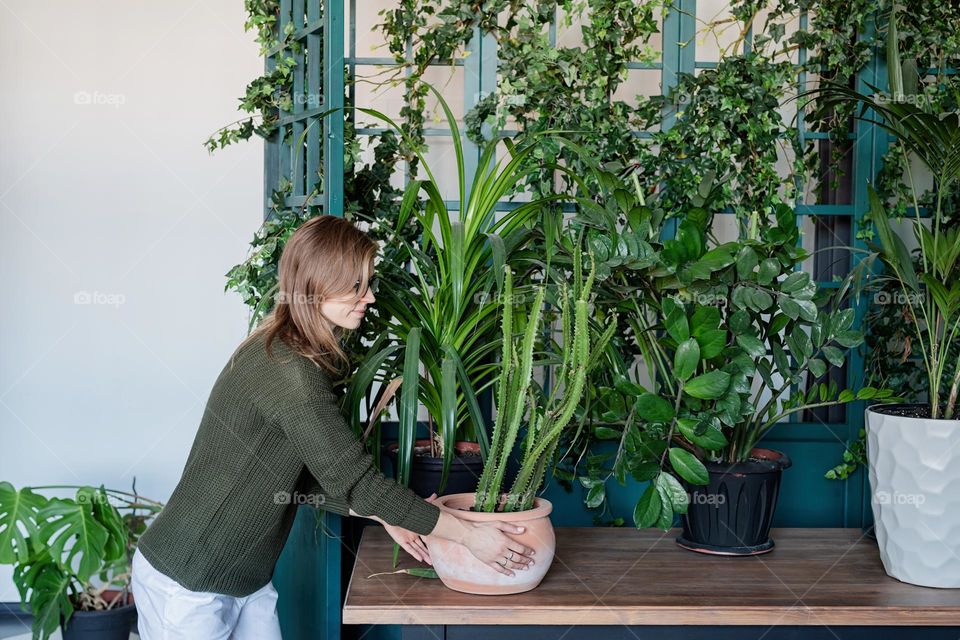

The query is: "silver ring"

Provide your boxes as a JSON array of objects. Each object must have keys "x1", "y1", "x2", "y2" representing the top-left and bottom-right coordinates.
[
  {"x1": 496, "y1": 558, "x2": 506, "y2": 567},
  {"x1": 507, "y1": 551, "x2": 515, "y2": 562}
]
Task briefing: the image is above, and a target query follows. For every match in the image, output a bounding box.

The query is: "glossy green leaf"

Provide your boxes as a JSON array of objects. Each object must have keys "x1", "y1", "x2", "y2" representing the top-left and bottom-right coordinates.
[
  {"x1": 684, "y1": 371, "x2": 731, "y2": 399},
  {"x1": 635, "y1": 393, "x2": 675, "y2": 423},
  {"x1": 37, "y1": 494, "x2": 109, "y2": 584},
  {"x1": 0, "y1": 482, "x2": 46, "y2": 565},
  {"x1": 736, "y1": 246, "x2": 759, "y2": 279},
  {"x1": 758, "y1": 258, "x2": 780, "y2": 285},
  {"x1": 654, "y1": 483, "x2": 675, "y2": 530},
  {"x1": 736, "y1": 334, "x2": 766, "y2": 358},
  {"x1": 658, "y1": 471, "x2": 692, "y2": 513},
  {"x1": 668, "y1": 448, "x2": 710, "y2": 485},
  {"x1": 822, "y1": 346, "x2": 845, "y2": 367},
  {"x1": 674, "y1": 339, "x2": 701, "y2": 382},
  {"x1": 808, "y1": 358, "x2": 827, "y2": 379},
  {"x1": 633, "y1": 483, "x2": 662, "y2": 528},
  {"x1": 677, "y1": 419, "x2": 728, "y2": 450},
  {"x1": 663, "y1": 298, "x2": 690, "y2": 343},
  {"x1": 696, "y1": 329, "x2": 727, "y2": 359},
  {"x1": 781, "y1": 271, "x2": 811, "y2": 294}
]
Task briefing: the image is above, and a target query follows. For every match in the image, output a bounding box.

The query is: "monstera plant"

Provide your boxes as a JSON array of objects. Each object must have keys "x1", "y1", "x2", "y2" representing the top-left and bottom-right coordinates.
[{"x1": 0, "y1": 482, "x2": 162, "y2": 639}]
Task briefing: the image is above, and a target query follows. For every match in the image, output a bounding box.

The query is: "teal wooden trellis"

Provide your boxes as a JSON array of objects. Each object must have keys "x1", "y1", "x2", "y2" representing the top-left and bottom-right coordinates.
[{"x1": 265, "y1": 2, "x2": 896, "y2": 638}]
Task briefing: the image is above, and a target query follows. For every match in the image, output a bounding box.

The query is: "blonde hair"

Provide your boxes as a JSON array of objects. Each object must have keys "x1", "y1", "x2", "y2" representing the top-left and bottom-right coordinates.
[{"x1": 235, "y1": 214, "x2": 377, "y2": 377}]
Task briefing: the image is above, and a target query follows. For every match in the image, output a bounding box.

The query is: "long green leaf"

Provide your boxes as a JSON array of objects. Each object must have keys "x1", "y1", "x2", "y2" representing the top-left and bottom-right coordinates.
[
  {"x1": 398, "y1": 329, "x2": 421, "y2": 488},
  {"x1": 423, "y1": 83, "x2": 465, "y2": 212},
  {"x1": 445, "y1": 345, "x2": 491, "y2": 462},
  {"x1": 439, "y1": 354, "x2": 457, "y2": 494}
]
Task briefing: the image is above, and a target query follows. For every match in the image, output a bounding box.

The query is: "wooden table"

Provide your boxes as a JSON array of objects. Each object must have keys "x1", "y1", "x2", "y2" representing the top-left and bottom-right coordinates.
[{"x1": 343, "y1": 527, "x2": 960, "y2": 639}]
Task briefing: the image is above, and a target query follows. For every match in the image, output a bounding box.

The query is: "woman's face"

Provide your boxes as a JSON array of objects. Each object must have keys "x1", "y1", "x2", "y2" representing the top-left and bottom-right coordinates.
[{"x1": 320, "y1": 275, "x2": 377, "y2": 330}]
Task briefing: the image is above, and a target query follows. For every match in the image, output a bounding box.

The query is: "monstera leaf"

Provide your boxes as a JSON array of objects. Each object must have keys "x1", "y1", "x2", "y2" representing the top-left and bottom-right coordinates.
[
  {"x1": 13, "y1": 547, "x2": 72, "y2": 640},
  {"x1": 0, "y1": 481, "x2": 47, "y2": 564},
  {"x1": 37, "y1": 488, "x2": 109, "y2": 584},
  {"x1": 89, "y1": 487, "x2": 127, "y2": 565}
]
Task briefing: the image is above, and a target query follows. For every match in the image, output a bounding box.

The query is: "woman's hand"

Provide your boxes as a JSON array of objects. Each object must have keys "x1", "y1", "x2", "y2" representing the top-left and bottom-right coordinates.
[
  {"x1": 420, "y1": 494, "x2": 536, "y2": 576},
  {"x1": 381, "y1": 492, "x2": 439, "y2": 565},
  {"x1": 383, "y1": 522, "x2": 432, "y2": 564},
  {"x1": 460, "y1": 520, "x2": 536, "y2": 577}
]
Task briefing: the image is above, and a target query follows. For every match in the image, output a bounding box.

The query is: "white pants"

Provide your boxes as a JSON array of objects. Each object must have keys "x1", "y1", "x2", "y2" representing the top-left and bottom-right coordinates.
[{"x1": 131, "y1": 547, "x2": 282, "y2": 640}]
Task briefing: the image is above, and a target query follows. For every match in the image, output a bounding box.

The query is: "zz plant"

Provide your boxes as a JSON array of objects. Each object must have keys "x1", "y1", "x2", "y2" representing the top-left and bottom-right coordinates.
[
  {"x1": 630, "y1": 203, "x2": 895, "y2": 528},
  {"x1": 475, "y1": 249, "x2": 616, "y2": 513}
]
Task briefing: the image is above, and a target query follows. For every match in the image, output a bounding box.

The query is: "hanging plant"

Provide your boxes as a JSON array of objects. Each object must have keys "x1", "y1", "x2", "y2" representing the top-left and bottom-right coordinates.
[{"x1": 204, "y1": 0, "x2": 299, "y2": 152}]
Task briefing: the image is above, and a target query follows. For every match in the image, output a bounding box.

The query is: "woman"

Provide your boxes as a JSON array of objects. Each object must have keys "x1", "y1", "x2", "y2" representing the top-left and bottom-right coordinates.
[{"x1": 131, "y1": 215, "x2": 534, "y2": 639}]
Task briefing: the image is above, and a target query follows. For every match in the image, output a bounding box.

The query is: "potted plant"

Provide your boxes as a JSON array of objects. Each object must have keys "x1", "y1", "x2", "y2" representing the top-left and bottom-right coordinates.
[
  {"x1": 623, "y1": 202, "x2": 890, "y2": 555},
  {"x1": 809, "y1": 7, "x2": 960, "y2": 587},
  {"x1": 424, "y1": 248, "x2": 615, "y2": 594},
  {"x1": 347, "y1": 82, "x2": 569, "y2": 498},
  {"x1": 0, "y1": 481, "x2": 162, "y2": 639}
]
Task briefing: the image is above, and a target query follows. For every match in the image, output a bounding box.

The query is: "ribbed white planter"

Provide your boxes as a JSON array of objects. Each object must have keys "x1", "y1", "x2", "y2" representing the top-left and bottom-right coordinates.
[{"x1": 866, "y1": 404, "x2": 960, "y2": 588}]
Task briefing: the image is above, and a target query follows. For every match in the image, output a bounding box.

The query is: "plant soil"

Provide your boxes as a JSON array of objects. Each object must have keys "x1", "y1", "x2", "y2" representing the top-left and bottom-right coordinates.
[{"x1": 869, "y1": 403, "x2": 934, "y2": 419}]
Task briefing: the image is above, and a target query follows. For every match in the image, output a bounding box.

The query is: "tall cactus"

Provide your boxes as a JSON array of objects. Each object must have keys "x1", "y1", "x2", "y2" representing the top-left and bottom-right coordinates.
[{"x1": 474, "y1": 249, "x2": 609, "y2": 512}]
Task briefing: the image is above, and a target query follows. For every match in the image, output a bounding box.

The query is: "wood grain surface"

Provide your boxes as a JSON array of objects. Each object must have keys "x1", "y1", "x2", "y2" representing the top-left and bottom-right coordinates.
[{"x1": 342, "y1": 527, "x2": 960, "y2": 626}]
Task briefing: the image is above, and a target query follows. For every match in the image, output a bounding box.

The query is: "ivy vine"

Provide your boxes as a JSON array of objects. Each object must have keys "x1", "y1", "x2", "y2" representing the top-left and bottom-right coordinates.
[{"x1": 208, "y1": 0, "x2": 960, "y2": 502}]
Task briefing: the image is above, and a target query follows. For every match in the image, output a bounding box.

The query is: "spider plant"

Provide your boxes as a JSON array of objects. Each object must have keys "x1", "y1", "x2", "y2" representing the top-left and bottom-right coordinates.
[{"x1": 346, "y1": 82, "x2": 569, "y2": 492}]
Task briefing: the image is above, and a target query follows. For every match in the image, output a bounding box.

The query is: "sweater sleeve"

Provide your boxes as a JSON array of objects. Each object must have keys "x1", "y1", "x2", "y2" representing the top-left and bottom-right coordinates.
[
  {"x1": 299, "y1": 476, "x2": 351, "y2": 517},
  {"x1": 275, "y1": 385, "x2": 440, "y2": 536}
]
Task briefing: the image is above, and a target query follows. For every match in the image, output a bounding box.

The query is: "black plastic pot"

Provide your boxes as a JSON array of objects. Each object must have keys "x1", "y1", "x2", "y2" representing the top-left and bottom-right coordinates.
[
  {"x1": 384, "y1": 439, "x2": 484, "y2": 498},
  {"x1": 61, "y1": 592, "x2": 137, "y2": 640},
  {"x1": 676, "y1": 448, "x2": 792, "y2": 556}
]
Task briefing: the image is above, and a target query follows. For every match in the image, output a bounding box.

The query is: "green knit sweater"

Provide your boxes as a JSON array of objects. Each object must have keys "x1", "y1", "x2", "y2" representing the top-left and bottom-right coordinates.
[{"x1": 137, "y1": 331, "x2": 440, "y2": 596}]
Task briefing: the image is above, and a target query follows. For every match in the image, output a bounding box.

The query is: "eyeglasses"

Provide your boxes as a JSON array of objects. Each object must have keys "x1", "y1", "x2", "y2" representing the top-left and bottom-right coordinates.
[{"x1": 353, "y1": 276, "x2": 379, "y2": 295}]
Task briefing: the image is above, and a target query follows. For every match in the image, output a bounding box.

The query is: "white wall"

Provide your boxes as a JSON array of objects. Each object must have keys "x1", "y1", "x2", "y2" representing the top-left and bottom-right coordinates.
[{"x1": 0, "y1": 1, "x2": 264, "y2": 599}]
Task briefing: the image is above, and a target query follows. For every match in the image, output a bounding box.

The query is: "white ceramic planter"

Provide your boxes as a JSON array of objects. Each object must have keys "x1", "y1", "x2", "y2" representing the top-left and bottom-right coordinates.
[{"x1": 866, "y1": 404, "x2": 960, "y2": 588}]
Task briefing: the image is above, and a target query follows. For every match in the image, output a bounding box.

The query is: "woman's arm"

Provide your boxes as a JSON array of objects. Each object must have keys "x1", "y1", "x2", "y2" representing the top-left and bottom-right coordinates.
[
  {"x1": 276, "y1": 387, "x2": 440, "y2": 535},
  {"x1": 278, "y1": 375, "x2": 535, "y2": 576}
]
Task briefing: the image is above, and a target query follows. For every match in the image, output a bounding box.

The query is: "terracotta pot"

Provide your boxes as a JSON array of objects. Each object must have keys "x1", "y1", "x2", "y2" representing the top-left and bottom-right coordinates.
[{"x1": 423, "y1": 492, "x2": 555, "y2": 595}]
